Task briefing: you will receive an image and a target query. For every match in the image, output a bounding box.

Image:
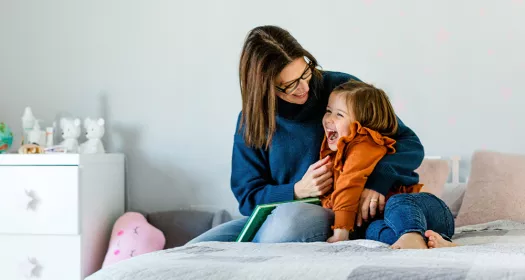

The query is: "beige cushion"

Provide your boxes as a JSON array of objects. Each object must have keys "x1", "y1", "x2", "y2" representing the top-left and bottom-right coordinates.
[
  {"x1": 415, "y1": 158, "x2": 450, "y2": 198},
  {"x1": 441, "y1": 183, "x2": 467, "y2": 217},
  {"x1": 455, "y1": 150, "x2": 525, "y2": 227}
]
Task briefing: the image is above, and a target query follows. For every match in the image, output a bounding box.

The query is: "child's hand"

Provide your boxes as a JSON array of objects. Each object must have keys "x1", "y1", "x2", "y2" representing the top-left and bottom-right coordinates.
[
  {"x1": 294, "y1": 156, "x2": 333, "y2": 199},
  {"x1": 327, "y1": 229, "x2": 350, "y2": 243}
]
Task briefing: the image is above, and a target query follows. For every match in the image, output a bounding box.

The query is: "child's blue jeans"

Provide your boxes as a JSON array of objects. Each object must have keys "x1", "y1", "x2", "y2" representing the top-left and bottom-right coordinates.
[{"x1": 365, "y1": 192, "x2": 455, "y2": 244}]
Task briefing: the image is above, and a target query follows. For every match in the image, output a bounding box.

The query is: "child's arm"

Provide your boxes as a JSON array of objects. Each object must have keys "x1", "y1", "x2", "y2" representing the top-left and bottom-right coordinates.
[{"x1": 328, "y1": 138, "x2": 390, "y2": 239}]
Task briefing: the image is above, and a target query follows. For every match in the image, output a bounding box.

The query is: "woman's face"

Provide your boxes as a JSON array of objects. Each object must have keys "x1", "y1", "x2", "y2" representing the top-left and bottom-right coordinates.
[{"x1": 274, "y1": 58, "x2": 313, "y2": 105}]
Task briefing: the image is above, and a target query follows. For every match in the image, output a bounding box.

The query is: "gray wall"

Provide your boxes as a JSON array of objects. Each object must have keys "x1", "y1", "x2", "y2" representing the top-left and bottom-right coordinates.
[{"x1": 1, "y1": 0, "x2": 523, "y2": 216}]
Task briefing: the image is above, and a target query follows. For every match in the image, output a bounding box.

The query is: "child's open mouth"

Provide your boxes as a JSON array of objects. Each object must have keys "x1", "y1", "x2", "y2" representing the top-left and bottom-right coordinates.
[{"x1": 326, "y1": 129, "x2": 338, "y2": 144}]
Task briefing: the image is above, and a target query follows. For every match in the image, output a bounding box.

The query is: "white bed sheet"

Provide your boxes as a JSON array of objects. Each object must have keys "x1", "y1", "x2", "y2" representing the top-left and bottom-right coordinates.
[{"x1": 87, "y1": 220, "x2": 525, "y2": 280}]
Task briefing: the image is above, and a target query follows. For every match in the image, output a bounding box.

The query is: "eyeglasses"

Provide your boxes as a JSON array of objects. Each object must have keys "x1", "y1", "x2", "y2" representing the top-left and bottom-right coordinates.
[{"x1": 275, "y1": 60, "x2": 314, "y2": 95}]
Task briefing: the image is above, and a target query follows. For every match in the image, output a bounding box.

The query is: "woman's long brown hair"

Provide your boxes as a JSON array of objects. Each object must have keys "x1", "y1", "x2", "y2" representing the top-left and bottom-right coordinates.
[{"x1": 239, "y1": 25, "x2": 320, "y2": 149}]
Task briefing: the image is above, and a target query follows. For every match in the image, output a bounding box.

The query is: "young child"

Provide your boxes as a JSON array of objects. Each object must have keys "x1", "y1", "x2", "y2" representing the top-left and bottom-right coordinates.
[{"x1": 320, "y1": 80, "x2": 456, "y2": 249}]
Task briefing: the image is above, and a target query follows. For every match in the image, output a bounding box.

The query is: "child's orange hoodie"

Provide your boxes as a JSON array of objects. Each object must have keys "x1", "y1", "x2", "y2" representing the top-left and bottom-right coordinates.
[{"x1": 320, "y1": 121, "x2": 422, "y2": 231}]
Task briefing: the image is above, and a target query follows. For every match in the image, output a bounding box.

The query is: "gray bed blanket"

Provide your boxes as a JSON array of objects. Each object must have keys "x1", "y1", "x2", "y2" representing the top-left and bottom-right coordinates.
[{"x1": 87, "y1": 220, "x2": 525, "y2": 280}]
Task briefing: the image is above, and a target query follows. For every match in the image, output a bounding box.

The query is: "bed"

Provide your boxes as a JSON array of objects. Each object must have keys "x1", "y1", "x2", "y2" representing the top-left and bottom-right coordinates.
[
  {"x1": 87, "y1": 152, "x2": 525, "y2": 279},
  {"x1": 87, "y1": 220, "x2": 525, "y2": 280}
]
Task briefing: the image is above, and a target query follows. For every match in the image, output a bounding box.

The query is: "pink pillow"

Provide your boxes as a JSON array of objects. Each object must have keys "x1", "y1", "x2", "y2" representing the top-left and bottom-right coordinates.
[
  {"x1": 455, "y1": 150, "x2": 525, "y2": 227},
  {"x1": 102, "y1": 212, "x2": 166, "y2": 267},
  {"x1": 415, "y1": 158, "x2": 450, "y2": 198}
]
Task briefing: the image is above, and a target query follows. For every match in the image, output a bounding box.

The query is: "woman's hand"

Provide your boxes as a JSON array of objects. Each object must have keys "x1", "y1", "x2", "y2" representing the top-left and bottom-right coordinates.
[
  {"x1": 327, "y1": 229, "x2": 350, "y2": 243},
  {"x1": 294, "y1": 156, "x2": 333, "y2": 199},
  {"x1": 356, "y1": 189, "x2": 386, "y2": 227}
]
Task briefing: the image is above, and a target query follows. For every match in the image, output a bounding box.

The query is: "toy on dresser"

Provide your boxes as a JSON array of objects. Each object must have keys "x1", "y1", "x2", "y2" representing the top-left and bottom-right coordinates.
[
  {"x1": 16, "y1": 106, "x2": 107, "y2": 154},
  {"x1": 59, "y1": 117, "x2": 106, "y2": 154},
  {"x1": 79, "y1": 118, "x2": 105, "y2": 154},
  {"x1": 59, "y1": 118, "x2": 82, "y2": 153}
]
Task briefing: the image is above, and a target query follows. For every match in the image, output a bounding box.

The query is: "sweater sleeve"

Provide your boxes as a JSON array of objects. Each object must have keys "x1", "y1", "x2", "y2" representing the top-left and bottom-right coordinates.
[
  {"x1": 364, "y1": 117, "x2": 425, "y2": 196},
  {"x1": 331, "y1": 139, "x2": 389, "y2": 231},
  {"x1": 230, "y1": 115, "x2": 295, "y2": 216}
]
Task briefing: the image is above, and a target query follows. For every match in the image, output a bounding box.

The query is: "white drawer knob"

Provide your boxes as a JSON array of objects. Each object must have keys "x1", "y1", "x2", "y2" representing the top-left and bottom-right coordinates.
[
  {"x1": 28, "y1": 257, "x2": 43, "y2": 278},
  {"x1": 20, "y1": 257, "x2": 43, "y2": 278},
  {"x1": 25, "y1": 189, "x2": 40, "y2": 211}
]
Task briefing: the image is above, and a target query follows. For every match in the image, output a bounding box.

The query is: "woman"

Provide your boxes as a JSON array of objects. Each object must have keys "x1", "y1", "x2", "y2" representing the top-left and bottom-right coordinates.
[{"x1": 188, "y1": 25, "x2": 424, "y2": 244}]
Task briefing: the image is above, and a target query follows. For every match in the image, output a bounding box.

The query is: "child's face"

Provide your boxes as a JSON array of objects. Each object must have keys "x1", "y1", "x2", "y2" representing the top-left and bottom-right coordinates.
[{"x1": 322, "y1": 93, "x2": 354, "y2": 151}]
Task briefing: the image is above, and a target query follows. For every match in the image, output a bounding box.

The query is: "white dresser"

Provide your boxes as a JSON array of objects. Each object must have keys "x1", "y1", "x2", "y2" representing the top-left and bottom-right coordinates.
[{"x1": 0, "y1": 154, "x2": 125, "y2": 280}]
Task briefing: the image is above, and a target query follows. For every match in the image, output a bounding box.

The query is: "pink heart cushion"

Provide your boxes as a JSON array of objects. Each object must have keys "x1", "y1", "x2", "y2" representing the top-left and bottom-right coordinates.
[{"x1": 102, "y1": 212, "x2": 166, "y2": 267}]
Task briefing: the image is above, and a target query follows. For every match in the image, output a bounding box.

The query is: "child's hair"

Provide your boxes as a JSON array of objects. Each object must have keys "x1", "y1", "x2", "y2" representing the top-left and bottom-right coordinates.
[{"x1": 332, "y1": 80, "x2": 398, "y2": 137}]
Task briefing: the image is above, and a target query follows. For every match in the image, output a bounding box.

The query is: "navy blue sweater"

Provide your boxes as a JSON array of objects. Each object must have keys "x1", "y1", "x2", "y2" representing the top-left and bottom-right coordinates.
[{"x1": 231, "y1": 71, "x2": 424, "y2": 216}]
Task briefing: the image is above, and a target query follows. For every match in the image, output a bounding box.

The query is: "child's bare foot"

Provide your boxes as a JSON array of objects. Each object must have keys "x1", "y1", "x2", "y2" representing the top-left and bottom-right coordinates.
[
  {"x1": 390, "y1": 232, "x2": 428, "y2": 249},
  {"x1": 425, "y1": 230, "x2": 457, "y2": 248}
]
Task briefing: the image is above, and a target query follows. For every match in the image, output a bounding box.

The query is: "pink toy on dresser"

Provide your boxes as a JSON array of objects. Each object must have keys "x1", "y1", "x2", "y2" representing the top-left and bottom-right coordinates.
[{"x1": 102, "y1": 212, "x2": 166, "y2": 267}]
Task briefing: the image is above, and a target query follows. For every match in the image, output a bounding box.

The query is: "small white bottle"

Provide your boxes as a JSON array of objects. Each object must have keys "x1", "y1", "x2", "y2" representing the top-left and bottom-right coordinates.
[
  {"x1": 45, "y1": 127, "x2": 54, "y2": 147},
  {"x1": 21, "y1": 107, "x2": 36, "y2": 145},
  {"x1": 27, "y1": 120, "x2": 44, "y2": 145}
]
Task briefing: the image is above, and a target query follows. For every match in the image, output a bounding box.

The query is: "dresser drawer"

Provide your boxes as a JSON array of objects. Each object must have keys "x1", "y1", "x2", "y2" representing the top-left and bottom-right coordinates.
[
  {"x1": 0, "y1": 235, "x2": 81, "y2": 280},
  {"x1": 0, "y1": 166, "x2": 79, "y2": 234}
]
